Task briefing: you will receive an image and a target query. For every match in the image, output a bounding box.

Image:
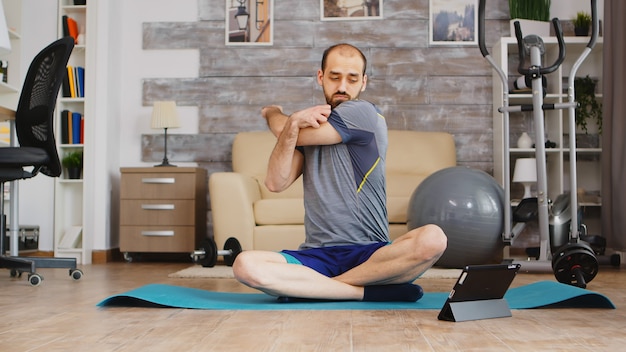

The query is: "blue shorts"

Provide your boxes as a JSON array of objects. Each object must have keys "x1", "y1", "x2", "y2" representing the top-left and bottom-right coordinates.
[{"x1": 280, "y1": 242, "x2": 389, "y2": 277}]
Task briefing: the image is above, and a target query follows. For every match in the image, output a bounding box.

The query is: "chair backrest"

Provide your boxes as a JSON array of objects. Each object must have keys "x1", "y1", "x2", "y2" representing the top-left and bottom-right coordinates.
[{"x1": 15, "y1": 36, "x2": 74, "y2": 177}]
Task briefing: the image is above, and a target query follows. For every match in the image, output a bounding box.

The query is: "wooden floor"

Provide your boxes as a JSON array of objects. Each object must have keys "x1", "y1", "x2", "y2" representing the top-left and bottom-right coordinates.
[{"x1": 0, "y1": 260, "x2": 624, "y2": 352}]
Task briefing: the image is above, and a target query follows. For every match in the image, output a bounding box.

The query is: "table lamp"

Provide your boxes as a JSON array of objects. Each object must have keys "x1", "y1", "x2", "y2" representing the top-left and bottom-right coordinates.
[
  {"x1": 151, "y1": 101, "x2": 180, "y2": 167},
  {"x1": 512, "y1": 158, "x2": 537, "y2": 199}
]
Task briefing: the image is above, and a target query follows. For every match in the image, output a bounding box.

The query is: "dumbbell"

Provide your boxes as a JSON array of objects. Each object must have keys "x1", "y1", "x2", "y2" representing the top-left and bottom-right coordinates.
[{"x1": 191, "y1": 237, "x2": 242, "y2": 268}]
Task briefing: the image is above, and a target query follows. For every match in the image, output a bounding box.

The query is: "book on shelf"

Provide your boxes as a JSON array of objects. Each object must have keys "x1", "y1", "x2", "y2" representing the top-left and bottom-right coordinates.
[
  {"x1": 62, "y1": 15, "x2": 79, "y2": 44},
  {"x1": 75, "y1": 66, "x2": 85, "y2": 97},
  {"x1": 62, "y1": 69, "x2": 71, "y2": 97},
  {"x1": 60, "y1": 110, "x2": 84, "y2": 145},
  {"x1": 61, "y1": 110, "x2": 70, "y2": 144},
  {"x1": 62, "y1": 15, "x2": 70, "y2": 38},
  {"x1": 72, "y1": 112, "x2": 81, "y2": 144},
  {"x1": 62, "y1": 66, "x2": 85, "y2": 98},
  {"x1": 66, "y1": 66, "x2": 75, "y2": 98}
]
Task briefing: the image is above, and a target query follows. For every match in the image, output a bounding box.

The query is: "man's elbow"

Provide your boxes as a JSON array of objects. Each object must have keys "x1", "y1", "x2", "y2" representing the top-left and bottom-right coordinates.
[{"x1": 264, "y1": 178, "x2": 286, "y2": 193}]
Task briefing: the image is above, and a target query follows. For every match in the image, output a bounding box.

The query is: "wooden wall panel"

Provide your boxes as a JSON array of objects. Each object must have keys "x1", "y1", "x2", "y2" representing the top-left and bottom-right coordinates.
[
  {"x1": 197, "y1": 47, "x2": 319, "y2": 77},
  {"x1": 141, "y1": 0, "x2": 513, "y2": 235}
]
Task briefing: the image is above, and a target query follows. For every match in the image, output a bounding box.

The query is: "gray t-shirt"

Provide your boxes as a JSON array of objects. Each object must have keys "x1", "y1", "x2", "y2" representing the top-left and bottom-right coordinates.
[{"x1": 300, "y1": 100, "x2": 389, "y2": 248}]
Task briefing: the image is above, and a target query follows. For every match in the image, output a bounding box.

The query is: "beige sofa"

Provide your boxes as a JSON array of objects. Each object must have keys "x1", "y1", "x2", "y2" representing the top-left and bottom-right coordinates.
[{"x1": 209, "y1": 130, "x2": 456, "y2": 251}]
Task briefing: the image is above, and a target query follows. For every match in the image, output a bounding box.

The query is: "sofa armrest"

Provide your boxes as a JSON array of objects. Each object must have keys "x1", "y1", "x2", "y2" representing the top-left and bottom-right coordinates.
[{"x1": 209, "y1": 172, "x2": 262, "y2": 250}]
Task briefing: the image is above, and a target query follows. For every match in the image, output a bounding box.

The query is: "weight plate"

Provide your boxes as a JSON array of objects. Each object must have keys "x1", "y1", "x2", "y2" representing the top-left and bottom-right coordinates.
[
  {"x1": 552, "y1": 247, "x2": 598, "y2": 286},
  {"x1": 200, "y1": 238, "x2": 218, "y2": 268},
  {"x1": 224, "y1": 237, "x2": 242, "y2": 266},
  {"x1": 551, "y1": 241, "x2": 595, "y2": 267}
]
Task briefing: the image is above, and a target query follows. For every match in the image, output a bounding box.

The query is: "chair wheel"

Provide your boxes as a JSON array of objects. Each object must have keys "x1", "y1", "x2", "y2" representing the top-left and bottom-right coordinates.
[
  {"x1": 28, "y1": 273, "x2": 43, "y2": 286},
  {"x1": 70, "y1": 269, "x2": 83, "y2": 280}
]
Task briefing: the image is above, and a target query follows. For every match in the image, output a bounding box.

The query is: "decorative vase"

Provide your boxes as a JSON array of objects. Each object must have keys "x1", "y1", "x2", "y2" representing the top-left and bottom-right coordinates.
[
  {"x1": 517, "y1": 132, "x2": 533, "y2": 149},
  {"x1": 67, "y1": 167, "x2": 82, "y2": 180},
  {"x1": 574, "y1": 27, "x2": 589, "y2": 36}
]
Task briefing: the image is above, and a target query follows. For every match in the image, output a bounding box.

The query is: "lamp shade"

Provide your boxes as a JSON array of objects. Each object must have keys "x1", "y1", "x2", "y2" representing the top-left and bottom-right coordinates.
[
  {"x1": 151, "y1": 101, "x2": 180, "y2": 129},
  {"x1": 513, "y1": 158, "x2": 537, "y2": 199},
  {"x1": 512, "y1": 158, "x2": 537, "y2": 183},
  {"x1": 0, "y1": 4, "x2": 11, "y2": 56}
]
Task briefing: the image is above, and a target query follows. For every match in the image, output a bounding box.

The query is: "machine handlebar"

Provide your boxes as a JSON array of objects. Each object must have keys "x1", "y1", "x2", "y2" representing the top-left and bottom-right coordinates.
[{"x1": 478, "y1": 0, "x2": 598, "y2": 62}]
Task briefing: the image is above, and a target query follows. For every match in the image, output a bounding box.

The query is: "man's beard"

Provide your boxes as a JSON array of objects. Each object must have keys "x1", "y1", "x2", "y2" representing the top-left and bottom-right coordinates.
[{"x1": 326, "y1": 91, "x2": 355, "y2": 109}]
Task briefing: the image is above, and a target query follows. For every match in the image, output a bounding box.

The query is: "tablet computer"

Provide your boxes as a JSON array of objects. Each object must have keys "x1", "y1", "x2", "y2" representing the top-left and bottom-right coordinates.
[{"x1": 437, "y1": 263, "x2": 521, "y2": 322}]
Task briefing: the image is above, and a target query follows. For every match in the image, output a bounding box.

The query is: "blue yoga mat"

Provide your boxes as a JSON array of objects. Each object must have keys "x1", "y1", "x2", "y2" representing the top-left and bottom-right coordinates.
[{"x1": 97, "y1": 281, "x2": 615, "y2": 310}]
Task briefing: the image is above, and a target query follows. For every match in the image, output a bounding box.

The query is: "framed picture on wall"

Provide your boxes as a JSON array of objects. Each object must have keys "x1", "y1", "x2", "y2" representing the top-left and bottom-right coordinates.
[
  {"x1": 321, "y1": 0, "x2": 383, "y2": 21},
  {"x1": 226, "y1": 0, "x2": 274, "y2": 46},
  {"x1": 429, "y1": 0, "x2": 478, "y2": 46}
]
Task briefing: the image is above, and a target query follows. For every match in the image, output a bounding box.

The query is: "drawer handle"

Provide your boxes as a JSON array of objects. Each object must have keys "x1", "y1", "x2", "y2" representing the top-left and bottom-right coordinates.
[
  {"x1": 142, "y1": 177, "x2": 175, "y2": 184},
  {"x1": 141, "y1": 204, "x2": 175, "y2": 210},
  {"x1": 141, "y1": 230, "x2": 175, "y2": 237}
]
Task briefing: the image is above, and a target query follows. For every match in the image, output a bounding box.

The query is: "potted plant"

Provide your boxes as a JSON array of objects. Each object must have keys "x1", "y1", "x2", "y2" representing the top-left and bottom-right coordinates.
[
  {"x1": 574, "y1": 75, "x2": 602, "y2": 135},
  {"x1": 62, "y1": 151, "x2": 83, "y2": 179},
  {"x1": 573, "y1": 11, "x2": 591, "y2": 36},
  {"x1": 508, "y1": 0, "x2": 551, "y2": 37}
]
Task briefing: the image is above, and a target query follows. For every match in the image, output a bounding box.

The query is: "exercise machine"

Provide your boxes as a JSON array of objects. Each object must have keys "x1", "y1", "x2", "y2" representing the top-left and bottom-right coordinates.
[{"x1": 478, "y1": 0, "x2": 602, "y2": 287}]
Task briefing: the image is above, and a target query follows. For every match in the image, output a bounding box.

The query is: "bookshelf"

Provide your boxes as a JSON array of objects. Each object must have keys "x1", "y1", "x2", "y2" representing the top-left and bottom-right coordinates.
[{"x1": 54, "y1": 0, "x2": 90, "y2": 264}]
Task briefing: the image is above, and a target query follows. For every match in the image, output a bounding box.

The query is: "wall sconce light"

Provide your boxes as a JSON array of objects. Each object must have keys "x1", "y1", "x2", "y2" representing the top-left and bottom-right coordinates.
[
  {"x1": 151, "y1": 101, "x2": 180, "y2": 167},
  {"x1": 235, "y1": 0, "x2": 250, "y2": 31},
  {"x1": 513, "y1": 158, "x2": 537, "y2": 199}
]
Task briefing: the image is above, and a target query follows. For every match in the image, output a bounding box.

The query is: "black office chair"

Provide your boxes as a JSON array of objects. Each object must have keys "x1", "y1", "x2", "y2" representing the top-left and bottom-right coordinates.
[{"x1": 0, "y1": 36, "x2": 83, "y2": 286}]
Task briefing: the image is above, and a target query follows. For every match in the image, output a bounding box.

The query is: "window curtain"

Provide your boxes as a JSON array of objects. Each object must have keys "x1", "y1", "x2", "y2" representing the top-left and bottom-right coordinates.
[{"x1": 601, "y1": 0, "x2": 626, "y2": 251}]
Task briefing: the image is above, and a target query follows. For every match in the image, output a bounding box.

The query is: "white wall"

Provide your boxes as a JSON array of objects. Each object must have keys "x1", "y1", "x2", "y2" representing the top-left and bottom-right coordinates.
[
  {"x1": 17, "y1": 0, "x2": 199, "y2": 251},
  {"x1": 101, "y1": 0, "x2": 199, "y2": 250},
  {"x1": 16, "y1": 0, "x2": 59, "y2": 250},
  {"x1": 551, "y1": 0, "x2": 604, "y2": 22},
  {"x1": 117, "y1": 0, "x2": 199, "y2": 169}
]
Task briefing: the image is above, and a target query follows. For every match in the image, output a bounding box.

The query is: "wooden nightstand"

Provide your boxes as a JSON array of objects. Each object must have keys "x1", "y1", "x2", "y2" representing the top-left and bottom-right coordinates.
[{"x1": 119, "y1": 167, "x2": 207, "y2": 261}]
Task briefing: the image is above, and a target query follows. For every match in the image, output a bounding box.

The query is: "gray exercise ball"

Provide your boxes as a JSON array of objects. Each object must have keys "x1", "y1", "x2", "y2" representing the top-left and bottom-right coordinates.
[{"x1": 407, "y1": 166, "x2": 505, "y2": 268}]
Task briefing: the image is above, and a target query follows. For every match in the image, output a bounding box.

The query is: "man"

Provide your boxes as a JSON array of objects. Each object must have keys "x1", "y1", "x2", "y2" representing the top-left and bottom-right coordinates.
[{"x1": 233, "y1": 43, "x2": 447, "y2": 302}]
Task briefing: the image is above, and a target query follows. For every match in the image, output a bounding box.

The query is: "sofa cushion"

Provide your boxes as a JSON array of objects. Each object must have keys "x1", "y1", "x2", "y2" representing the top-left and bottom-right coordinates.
[
  {"x1": 254, "y1": 198, "x2": 305, "y2": 225},
  {"x1": 254, "y1": 225, "x2": 305, "y2": 250},
  {"x1": 386, "y1": 130, "x2": 456, "y2": 180},
  {"x1": 386, "y1": 173, "x2": 430, "y2": 223},
  {"x1": 387, "y1": 196, "x2": 409, "y2": 224}
]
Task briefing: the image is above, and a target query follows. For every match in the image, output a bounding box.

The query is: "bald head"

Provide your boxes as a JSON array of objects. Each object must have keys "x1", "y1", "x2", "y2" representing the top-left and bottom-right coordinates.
[{"x1": 321, "y1": 43, "x2": 367, "y2": 76}]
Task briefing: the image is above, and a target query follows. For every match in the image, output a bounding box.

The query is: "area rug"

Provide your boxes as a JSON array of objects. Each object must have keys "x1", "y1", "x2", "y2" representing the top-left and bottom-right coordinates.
[
  {"x1": 97, "y1": 281, "x2": 615, "y2": 310},
  {"x1": 168, "y1": 265, "x2": 463, "y2": 280},
  {"x1": 169, "y1": 265, "x2": 236, "y2": 279}
]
